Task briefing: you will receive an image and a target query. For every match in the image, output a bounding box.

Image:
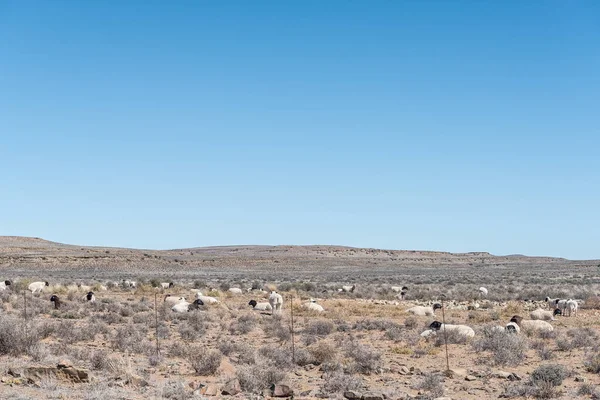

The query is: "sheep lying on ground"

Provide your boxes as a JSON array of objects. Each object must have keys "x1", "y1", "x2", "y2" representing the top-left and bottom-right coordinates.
[
  {"x1": 406, "y1": 303, "x2": 442, "y2": 317},
  {"x1": 340, "y1": 285, "x2": 356, "y2": 293},
  {"x1": 510, "y1": 315, "x2": 554, "y2": 333},
  {"x1": 195, "y1": 292, "x2": 220, "y2": 304},
  {"x1": 161, "y1": 282, "x2": 174, "y2": 289},
  {"x1": 29, "y1": 281, "x2": 49, "y2": 293},
  {"x1": 421, "y1": 321, "x2": 475, "y2": 339},
  {"x1": 86, "y1": 291, "x2": 96, "y2": 303},
  {"x1": 530, "y1": 308, "x2": 561, "y2": 321},
  {"x1": 478, "y1": 287, "x2": 488, "y2": 297},
  {"x1": 249, "y1": 300, "x2": 272, "y2": 311},
  {"x1": 0, "y1": 280, "x2": 12, "y2": 291},
  {"x1": 164, "y1": 295, "x2": 186, "y2": 306},
  {"x1": 269, "y1": 291, "x2": 283, "y2": 315},
  {"x1": 228, "y1": 288, "x2": 243, "y2": 294},
  {"x1": 172, "y1": 298, "x2": 204, "y2": 313},
  {"x1": 302, "y1": 298, "x2": 324, "y2": 313}
]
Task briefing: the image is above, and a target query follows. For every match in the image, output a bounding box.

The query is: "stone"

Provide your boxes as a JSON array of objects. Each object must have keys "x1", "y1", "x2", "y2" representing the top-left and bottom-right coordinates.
[
  {"x1": 272, "y1": 384, "x2": 294, "y2": 397},
  {"x1": 465, "y1": 375, "x2": 477, "y2": 381},
  {"x1": 221, "y1": 378, "x2": 241, "y2": 395},
  {"x1": 344, "y1": 390, "x2": 362, "y2": 399},
  {"x1": 398, "y1": 366, "x2": 410, "y2": 375},
  {"x1": 575, "y1": 376, "x2": 586, "y2": 382},
  {"x1": 448, "y1": 368, "x2": 467, "y2": 377},
  {"x1": 202, "y1": 384, "x2": 219, "y2": 396},
  {"x1": 362, "y1": 393, "x2": 384, "y2": 400},
  {"x1": 507, "y1": 373, "x2": 522, "y2": 381}
]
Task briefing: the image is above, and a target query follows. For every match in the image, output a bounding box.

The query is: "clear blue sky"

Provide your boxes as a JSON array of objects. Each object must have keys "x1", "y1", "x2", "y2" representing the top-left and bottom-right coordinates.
[{"x1": 1, "y1": 1, "x2": 598, "y2": 259}]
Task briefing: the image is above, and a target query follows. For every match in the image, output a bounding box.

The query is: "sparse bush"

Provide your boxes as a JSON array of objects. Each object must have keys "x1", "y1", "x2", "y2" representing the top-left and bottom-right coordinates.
[
  {"x1": 578, "y1": 383, "x2": 596, "y2": 396},
  {"x1": 530, "y1": 364, "x2": 567, "y2": 387},
  {"x1": 0, "y1": 315, "x2": 44, "y2": 356},
  {"x1": 321, "y1": 370, "x2": 363, "y2": 394},
  {"x1": 412, "y1": 373, "x2": 444, "y2": 398},
  {"x1": 186, "y1": 346, "x2": 222, "y2": 375},
  {"x1": 585, "y1": 351, "x2": 600, "y2": 373},
  {"x1": 472, "y1": 327, "x2": 528, "y2": 366},
  {"x1": 309, "y1": 340, "x2": 338, "y2": 365},
  {"x1": 305, "y1": 319, "x2": 334, "y2": 336},
  {"x1": 404, "y1": 316, "x2": 418, "y2": 329},
  {"x1": 236, "y1": 361, "x2": 286, "y2": 393},
  {"x1": 344, "y1": 341, "x2": 382, "y2": 374}
]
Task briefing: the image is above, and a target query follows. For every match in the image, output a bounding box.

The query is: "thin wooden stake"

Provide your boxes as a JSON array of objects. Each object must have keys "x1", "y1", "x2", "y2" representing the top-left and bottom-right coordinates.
[
  {"x1": 23, "y1": 290, "x2": 27, "y2": 320},
  {"x1": 441, "y1": 294, "x2": 450, "y2": 374},
  {"x1": 154, "y1": 292, "x2": 160, "y2": 356},
  {"x1": 290, "y1": 295, "x2": 295, "y2": 365}
]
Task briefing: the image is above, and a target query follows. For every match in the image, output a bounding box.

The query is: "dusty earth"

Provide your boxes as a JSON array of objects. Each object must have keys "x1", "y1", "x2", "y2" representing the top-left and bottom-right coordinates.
[{"x1": 1, "y1": 236, "x2": 600, "y2": 400}]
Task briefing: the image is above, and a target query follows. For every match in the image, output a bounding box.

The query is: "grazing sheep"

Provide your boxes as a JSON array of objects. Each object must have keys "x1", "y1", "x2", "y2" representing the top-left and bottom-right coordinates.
[
  {"x1": 427, "y1": 321, "x2": 475, "y2": 338},
  {"x1": 269, "y1": 291, "x2": 283, "y2": 315},
  {"x1": 478, "y1": 287, "x2": 488, "y2": 297},
  {"x1": 160, "y1": 282, "x2": 174, "y2": 289},
  {"x1": 510, "y1": 315, "x2": 554, "y2": 333},
  {"x1": 530, "y1": 308, "x2": 561, "y2": 321},
  {"x1": 195, "y1": 292, "x2": 219, "y2": 304},
  {"x1": 406, "y1": 303, "x2": 442, "y2": 317},
  {"x1": 391, "y1": 286, "x2": 402, "y2": 293},
  {"x1": 86, "y1": 291, "x2": 96, "y2": 303},
  {"x1": 248, "y1": 300, "x2": 272, "y2": 311},
  {"x1": 164, "y1": 294, "x2": 186, "y2": 306},
  {"x1": 29, "y1": 281, "x2": 49, "y2": 293},
  {"x1": 544, "y1": 297, "x2": 560, "y2": 310},
  {"x1": 555, "y1": 299, "x2": 568, "y2": 314},
  {"x1": 341, "y1": 285, "x2": 356, "y2": 293},
  {"x1": 565, "y1": 299, "x2": 578, "y2": 317},
  {"x1": 50, "y1": 294, "x2": 61, "y2": 309},
  {"x1": 228, "y1": 288, "x2": 243, "y2": 294},
  {"x1": 0, "y1": 280, "x2": 12, "y2": 291},
  {"x1": 302, "y1": 298, "x2": 324, "y2": 313}
]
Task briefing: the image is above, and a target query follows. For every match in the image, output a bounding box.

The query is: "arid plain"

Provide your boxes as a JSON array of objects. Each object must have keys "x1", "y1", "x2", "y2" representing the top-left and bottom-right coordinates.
[{"x1": 1, "y1": 236, "x2": 600, "y2": 400}]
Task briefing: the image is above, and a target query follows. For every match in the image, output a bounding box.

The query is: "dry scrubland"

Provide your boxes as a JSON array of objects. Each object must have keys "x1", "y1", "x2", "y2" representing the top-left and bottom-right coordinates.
[{"x1": 1, "y1": 237, "x2": 600, "y2": 400}]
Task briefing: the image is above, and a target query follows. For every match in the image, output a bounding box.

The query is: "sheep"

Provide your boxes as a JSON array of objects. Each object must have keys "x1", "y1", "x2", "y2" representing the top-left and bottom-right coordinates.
[
  {"x1": 164, "y1": 294, "x2": 186, "y2": 306},
  {"x1": 425, "y1": 321, "x2": 475, "y2": 338},
  {"x1": 97, "y1": 284, "x2": 108, "y2": 291},
  {"x1": 86, "y1": 291, "x2": 96, "y2": 303},
  {"x1": 248, "y1": 300, "x2": 272, "y2": 311},
  {"x1": 269, "y1": 291, "x2": 283, "y2": 315},
  {"x1": 29, "y1": 281, "x2": 49, "y2": 293},
  {"x1": 505, "y1": 321, "x2": 521, "y2": 333},
  {"x1": 0, "y1": 280, "x2": 12, "y2": 291},
  {"x1": 122, "y1": 280, "x2": 136, "y2": 289},
  {"x1": 391, "y1": 286, "x2": 402, "y2": 293},
  {"x1": 195, "y1": 292, "x2": 219, "y2": 304},
  {"x1": 554, "y1": 299, "x2": 569, "y2": 314},
  {"x1": 188, "y1": 299, "x2": 204, "y2": 310},
  {"x1": 510, "y1": 315, "x2": 554, "y2": 333},
  {"x1": 302, "y1": 298, "x2": 324, "y2": 313},
  {"x1": 160, "y1": 282, "x2": 174, "y2": 289},
  {"x1": 228, "y1": 288, "x2": 243, "y2": 294},
  {"x1": 478, "y1": 287, "x2": 488, "y2": 297},
  {"x1": 341, "y1": 285, "x2": 356, "y2": 293},
  {"x1": 530, "y1": 308, "x2": 561, "y2": 321},
  {"x1": 544, "y1": 297, "x2": 560, "y2": 310},
  {"x1": 564, "y1": 299, "x2": 578, "y2": 317},
  {"x1": 50, "y1": 294, "x2": 61, "y2": 309},
  {"x1": 406, "y1": 303, "x2": 442, "y2": 317},
  {"x1": 171, "y1": 300, "x2": 191, "y2": 313}
]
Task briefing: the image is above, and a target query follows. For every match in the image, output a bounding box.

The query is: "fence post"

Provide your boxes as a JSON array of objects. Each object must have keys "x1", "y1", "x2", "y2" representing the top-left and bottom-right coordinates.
[
  {"x1": 154, "y1": 292, "x2": 160, "y2": 356},
  {"x1": 441, "y1": 294, "x2": 450, "y2": 374},
  {"x1": 23, "y1": 290, "x2": 27, "y2": 320},
  {"x1": 290, "y1": 295, "x2": 295, "y2": 365}
]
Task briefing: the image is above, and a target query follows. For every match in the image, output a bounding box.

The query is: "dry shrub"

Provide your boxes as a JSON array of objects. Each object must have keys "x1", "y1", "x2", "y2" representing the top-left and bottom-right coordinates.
[
  {"x1": 186, "y1": 346, "x2": 222, "y2": 375},
  {"x1": 412, "y1": 373, "x2": 444, "y2": 398},
  {"x1": 472, "y1": 327, "x2": 528, "y2": 366},
  {"x1": 305, "y1": 319, "x2": 335, "y2": 336},
  {"x1": 236, "y1": 361, "x2": 286, "y2": 393},
  {"x1": 582, "y1": 296, "x2": 600, "y2": 310},
  {"x1": 344, "y1": 341, "x2": 382, "y2": 374},
  {"x1": 0, "y1": 315, "x2": 45, "y2": 357},
  {"x1": 309, "y1": 340, "x2": 338, "y2": 365},
  {"x1": 321, "y1": 370, "x2": 363, "y2": 394}
]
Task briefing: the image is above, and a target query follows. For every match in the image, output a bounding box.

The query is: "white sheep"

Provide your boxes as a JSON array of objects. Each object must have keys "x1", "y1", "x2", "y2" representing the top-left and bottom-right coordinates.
[
  {"x1": 406, "y1": 303, "x2": 442, "y2": 317},
  {"x1": 160, "y1": 282, "x2": 174, "y2": 289},
  {"x1": 28, "y1": 281, "x2": 49, "y2": 293},
  {"x1": 269, "y1": 291, "x2": 283, "y2": 315},
  {"x1": 530, "y1": 308, "x2": 561, "y2": 321},
  {"x1": 228, "y1": 288, "x2": 243, "y2": 294},
  {"x1": 504, "y1": 322, "x2": 521, "y2": 334},
  {"x1": 0, "y1": 280, "x2": 12, "y2": 291},
  {"x1": 510, "y1": 315, "x2": 553, "y2": 333},
  {"x1": 302, "y1": 298, "x2": 324, "y2": 313},
  {"x1": 248, "y1": 300, "x2": 272, "y2": 311},
  {"x1": 171, "y1": 300, "x2": 191, "y2": 313},
  {"x1": 544, "y1": 297, "x2": 560, "y2": 310},
  {"x1": 564, "y1": 299, "x2": 578, "y2": 317},
  {"x1": 164, "y1": 294, "x2": 186, "y2": 306},
  {"x1": 391, "y1": 286, "x2": 402, "y2": 293},
  {"x1": 425, "y1": 321, "x2": 475, "y2": 338},
  {"x1": 478, "y1": 287, "x2": 488, "y2": 297},
  {"x1": 122, "y1": 280, "x2": 137, "y2": 289},
  {"x1": 555, "y1": 299, "x2": 569, "y2": 314},
  {"x1": 195, "y1": 292, "x2": 219, "y2": 304},
  {"x1": 341, "y1": 285, "x2": 356, "y2": 293}
]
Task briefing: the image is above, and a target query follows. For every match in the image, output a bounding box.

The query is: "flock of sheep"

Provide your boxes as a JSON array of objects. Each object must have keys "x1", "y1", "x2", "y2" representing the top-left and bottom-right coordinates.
[{"x1": 0, "y1": 281, "x2": 583, "y2": 337}]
